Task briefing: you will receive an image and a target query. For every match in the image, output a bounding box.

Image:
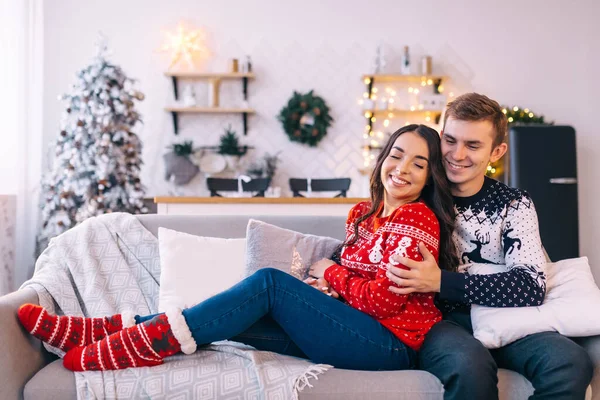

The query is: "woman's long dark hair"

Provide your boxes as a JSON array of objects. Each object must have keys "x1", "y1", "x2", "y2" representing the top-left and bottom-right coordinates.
[{"x1": 342, "y1": 124, "x2": 458, "y2": 272}]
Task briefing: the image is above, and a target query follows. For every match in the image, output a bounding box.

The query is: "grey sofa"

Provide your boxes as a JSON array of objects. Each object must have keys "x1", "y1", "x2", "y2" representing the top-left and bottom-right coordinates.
[{"x1": 1, "y1": 214, "x2": 598, "y2": 400}]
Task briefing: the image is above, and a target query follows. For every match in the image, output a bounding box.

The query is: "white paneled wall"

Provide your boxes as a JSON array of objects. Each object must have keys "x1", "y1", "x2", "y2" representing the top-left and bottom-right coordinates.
[{"x1": 0, "y1": 196, "x2": 16, "y2": 295}]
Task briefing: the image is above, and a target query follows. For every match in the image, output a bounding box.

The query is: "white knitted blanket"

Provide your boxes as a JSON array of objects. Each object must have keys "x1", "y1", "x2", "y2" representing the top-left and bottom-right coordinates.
[{"x1": 21, "y1": 213, "x2": 330, "y2": 399}]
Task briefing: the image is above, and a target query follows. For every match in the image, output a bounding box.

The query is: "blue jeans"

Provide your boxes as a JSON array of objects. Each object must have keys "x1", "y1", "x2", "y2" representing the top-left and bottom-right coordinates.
[
  {"x1": 137, "y1": 268, "x2": 416, "y2": 371},
  {"x1": 418, "y1": 311, "x2": 593, "y2": 400}
]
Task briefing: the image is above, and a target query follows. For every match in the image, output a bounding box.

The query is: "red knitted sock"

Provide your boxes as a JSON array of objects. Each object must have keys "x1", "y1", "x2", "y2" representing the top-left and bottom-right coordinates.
[
  {"x1": 63, "y1": 311, "x2": 197, "y2": 371},
  {"x1": 17, "y1": 304, "x2": 135, "y2": 352}
]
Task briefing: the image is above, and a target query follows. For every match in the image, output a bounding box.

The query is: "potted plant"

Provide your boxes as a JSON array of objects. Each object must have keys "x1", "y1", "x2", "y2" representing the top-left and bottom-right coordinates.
[
  {"x1": 246, "y1": 152, "x2": 281, "y2": 179},
  {"x1": 218, "y1": 125, "x2": 248, "y2": 171},
  {"x1": 163, "y1": 140, "x2": 200, "y2": 185}
]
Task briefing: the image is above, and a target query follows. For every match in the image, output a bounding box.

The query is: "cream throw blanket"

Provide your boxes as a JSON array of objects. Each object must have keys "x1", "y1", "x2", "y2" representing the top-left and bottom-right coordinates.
[{"x1": 21, "y1": 213, "x2": 330, "y2": 399}]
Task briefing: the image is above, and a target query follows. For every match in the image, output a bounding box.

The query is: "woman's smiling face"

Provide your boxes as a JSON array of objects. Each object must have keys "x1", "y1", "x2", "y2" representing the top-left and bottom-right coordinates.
[{"x1": 380, "y1": 130, "x2": 430, "y2": 212}]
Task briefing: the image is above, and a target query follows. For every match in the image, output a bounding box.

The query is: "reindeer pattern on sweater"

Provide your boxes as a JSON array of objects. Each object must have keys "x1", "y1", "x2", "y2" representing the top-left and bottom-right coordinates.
[{"x1": 439, "y1": 177, "x2": 548, "y2": 311}]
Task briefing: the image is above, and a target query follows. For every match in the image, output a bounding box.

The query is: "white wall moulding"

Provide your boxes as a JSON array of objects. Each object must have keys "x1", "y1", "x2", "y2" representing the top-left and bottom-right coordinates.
[{"x1": 0, "y1": 195, "x2": 16, "y2": 296}]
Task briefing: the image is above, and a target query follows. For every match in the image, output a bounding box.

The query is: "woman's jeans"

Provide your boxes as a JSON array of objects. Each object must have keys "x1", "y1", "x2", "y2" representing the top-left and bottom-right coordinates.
[{"x1": 137, "y1": 268, "x2": 415, "y2": 371}]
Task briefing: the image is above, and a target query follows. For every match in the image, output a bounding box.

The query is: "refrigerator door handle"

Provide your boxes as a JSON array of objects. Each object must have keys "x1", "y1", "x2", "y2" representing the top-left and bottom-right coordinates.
[{"x1": 549, "y1": 177, "x2": 577, "y2": 184}]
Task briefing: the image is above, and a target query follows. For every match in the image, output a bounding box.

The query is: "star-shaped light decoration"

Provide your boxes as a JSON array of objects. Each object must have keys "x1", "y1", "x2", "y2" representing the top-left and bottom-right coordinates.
[{"x1": 159, "y1": 23, "x2": 209, "y2": 70}]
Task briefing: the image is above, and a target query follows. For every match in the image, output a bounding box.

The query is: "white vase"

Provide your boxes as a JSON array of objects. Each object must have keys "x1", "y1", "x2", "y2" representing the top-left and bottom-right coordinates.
[{"x1": 223, "y1": 155, "x2": 240, "y2": 172}]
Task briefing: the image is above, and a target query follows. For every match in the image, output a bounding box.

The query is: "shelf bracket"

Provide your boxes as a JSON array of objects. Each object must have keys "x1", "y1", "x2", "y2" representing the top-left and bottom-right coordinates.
[
  {"x1": 366, "y1": 76, "x2": 374, "y2": 135},
  {"x1": 171, "y1": 77, "x2": 179, "y2": 100},
  {"x1": 433, "y1": 78, "x2": 443, "y2": 94},
  {"x1": 367, "y1": 76, "x2": 374, "y2": 96},
  {"x1": 242, "y1": 112, "x2": 248, "y2": 135},
  {"x1": 242, "y1": 77, "x2": 249, "y2": 100},
  {"x1": 171, "y1": 111, "x2": 179, "y2": 135}
]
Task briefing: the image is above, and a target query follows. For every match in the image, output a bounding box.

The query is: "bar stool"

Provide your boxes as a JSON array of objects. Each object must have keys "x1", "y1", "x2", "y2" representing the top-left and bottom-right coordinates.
[
  {"x1": 207, "y1": 177, "x2": 271, "y2": 197},
  {"x1": 289, "y1": 178, "x2": 351, "y2": 198}
]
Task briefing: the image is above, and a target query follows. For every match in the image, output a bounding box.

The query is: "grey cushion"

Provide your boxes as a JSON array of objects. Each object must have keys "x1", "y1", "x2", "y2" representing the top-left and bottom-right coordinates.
[
  {"x1": 245, "y1": 219, "x2": 342, "y2": 279},
  {"x1": 24, "y1": 360, "x2": 76, "y2": 400}
]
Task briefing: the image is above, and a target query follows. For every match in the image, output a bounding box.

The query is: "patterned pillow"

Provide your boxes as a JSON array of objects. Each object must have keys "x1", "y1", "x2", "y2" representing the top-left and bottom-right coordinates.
[
  {"x1": 244, "y1": 219, "x2": 343, "y2": 279},
  {"x1": 471, "y1": 257, "x2": 600, "y2": 348}
]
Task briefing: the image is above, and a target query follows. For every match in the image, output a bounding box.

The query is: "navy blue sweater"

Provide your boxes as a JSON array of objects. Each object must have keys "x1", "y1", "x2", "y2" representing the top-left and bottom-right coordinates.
[{"x1": 438, "y1": 177, "x2": 547, "y2": 312}]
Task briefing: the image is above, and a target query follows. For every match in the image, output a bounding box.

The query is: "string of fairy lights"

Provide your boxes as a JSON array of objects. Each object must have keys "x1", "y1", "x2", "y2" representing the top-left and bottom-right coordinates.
[
  {"x1": 485, "y1": 105, "x2": 549, "y2": 178},
  {"x1": 358, "y1": 80, "x2": 548, "y2": 180},
  {"x1": 502, "y1": 106, "x2": 546, "y2": 124},
  {"x1": 358, "y1": 76, "x2": 454, "y2": 172}
]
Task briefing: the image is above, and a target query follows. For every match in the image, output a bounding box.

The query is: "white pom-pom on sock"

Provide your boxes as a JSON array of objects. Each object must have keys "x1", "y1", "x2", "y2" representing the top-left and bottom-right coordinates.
[
  {"x1": 165, "y1": 308, "x2": 197, "y2": 355},
  {"x1": 120, "y1": 311, "x2": 137, "y2": 328}
]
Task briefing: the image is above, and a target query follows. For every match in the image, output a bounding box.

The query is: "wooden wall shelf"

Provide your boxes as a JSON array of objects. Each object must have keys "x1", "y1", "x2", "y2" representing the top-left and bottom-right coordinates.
[
  {"x1": 362, "y1": 74, "x2": 447, "y2": 133},
  {"x1": 365, "y1": 108, "x2": 444, "y2": 115},
  {"x1": 165, "y1": 72, "x2": 255, "y2": 80},
  {"x1": 194, "y1": 145, "x2": 255, "y2": 151},
  {"x1": 362, "y1": 74, "x2": 446, "y2": 83},
  {"x1": 166, "y1": 71, "x2": 255, "y2": 135},
  {"x1": 165, "y1": 107, "x2": 255, "y2": 113}
]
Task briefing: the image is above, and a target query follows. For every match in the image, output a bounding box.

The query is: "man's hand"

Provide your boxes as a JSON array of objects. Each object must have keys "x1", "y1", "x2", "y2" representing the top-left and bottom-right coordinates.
[
  {"x1": 308, "y1": 258, "x2": 336, "y2": 278},
  {"x1": 303, "y1": 276, "x2": 339, "y2": 298},
  {"x1": 385, "y1": 242, "x2": 442, "y2": 295}
]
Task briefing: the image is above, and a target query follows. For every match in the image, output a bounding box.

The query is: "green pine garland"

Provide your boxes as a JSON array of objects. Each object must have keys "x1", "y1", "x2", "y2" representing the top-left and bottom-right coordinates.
[
  {"x1": 486, "y1": 105, "x2": 553, "y2": 178},
  {"x1": 278, "y1": 91, "x2": 333, "y2": 147},
  {"x1": 502, "y1": 106, "x2": 552, "y2": 125}
]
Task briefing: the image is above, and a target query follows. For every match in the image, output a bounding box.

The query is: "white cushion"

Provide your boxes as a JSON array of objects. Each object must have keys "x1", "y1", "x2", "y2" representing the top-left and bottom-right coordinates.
[
  {"x1": 471, "y1": 257, "x2": 600, "y2": 348},
  {"x1": 158, "y1": 227, "x2": 246, "y2": 312}
]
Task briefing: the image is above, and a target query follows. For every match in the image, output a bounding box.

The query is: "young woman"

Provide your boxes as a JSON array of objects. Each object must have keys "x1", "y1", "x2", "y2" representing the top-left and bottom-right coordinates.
[{"x1": 18, "y1": 124, "x2": 458, "y2": 372}]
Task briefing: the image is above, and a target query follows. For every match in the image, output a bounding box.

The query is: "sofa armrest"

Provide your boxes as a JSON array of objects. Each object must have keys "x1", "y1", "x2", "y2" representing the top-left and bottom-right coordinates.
[
  {"x1": 0, "y1": 288, "x2": 49, "y2": 400},
  {"x1": 579, "y1": 335, "x2": 600, "y2": 400}
]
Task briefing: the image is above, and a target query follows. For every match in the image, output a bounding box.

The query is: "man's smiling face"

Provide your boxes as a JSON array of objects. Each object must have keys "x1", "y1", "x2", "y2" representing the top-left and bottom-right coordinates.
[{"x1": 441, "y1": 117, "x2": 506, "y2": 196}]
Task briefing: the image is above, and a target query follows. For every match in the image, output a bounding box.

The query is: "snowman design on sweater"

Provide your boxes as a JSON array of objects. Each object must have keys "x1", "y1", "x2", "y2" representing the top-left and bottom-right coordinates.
[
  {"x1": 368, "y1": 236, "x2": 384, "y2": 263},
  {"x1": 324, "y1": 200, "x2": 441, "y2": 351},
  {"x1": 389, "y1": 237, "x2": 413, "y2": 265}
]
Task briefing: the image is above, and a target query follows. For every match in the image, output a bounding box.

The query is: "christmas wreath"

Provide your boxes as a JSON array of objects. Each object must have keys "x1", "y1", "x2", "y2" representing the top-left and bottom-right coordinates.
[{"x1": 278, "y1": 91, "x2": 333, "y2": 147}]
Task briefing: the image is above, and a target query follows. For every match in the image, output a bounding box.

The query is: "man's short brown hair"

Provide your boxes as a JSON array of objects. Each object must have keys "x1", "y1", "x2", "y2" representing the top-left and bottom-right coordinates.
[{"x1": 443, "y1": 93, "x2": 508, "y2": 148}]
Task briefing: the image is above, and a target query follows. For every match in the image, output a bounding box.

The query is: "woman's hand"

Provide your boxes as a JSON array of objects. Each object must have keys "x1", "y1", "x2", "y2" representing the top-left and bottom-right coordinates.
[
  {"x1": 303, "y1": 276, "x2": 339, "y2": 299},
  {"x1": 308, "y1": 258, "x2": 336, "y2": 278}
]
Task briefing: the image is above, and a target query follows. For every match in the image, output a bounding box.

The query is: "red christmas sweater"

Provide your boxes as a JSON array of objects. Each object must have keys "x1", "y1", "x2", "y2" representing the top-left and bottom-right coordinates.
[{"x1": 324, "y1": 201, "x2": 442, "y2": 351}]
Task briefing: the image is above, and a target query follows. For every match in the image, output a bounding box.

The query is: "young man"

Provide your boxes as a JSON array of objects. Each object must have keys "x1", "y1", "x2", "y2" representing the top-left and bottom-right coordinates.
[{"x1": 386, "y1": 93, "x2": 593, "y2": 399}]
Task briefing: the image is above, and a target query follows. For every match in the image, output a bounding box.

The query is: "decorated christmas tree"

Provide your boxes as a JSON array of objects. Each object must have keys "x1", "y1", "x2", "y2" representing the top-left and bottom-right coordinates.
[{"x1": 37, "y1": 36, "x2": 147, "y2": 252}]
